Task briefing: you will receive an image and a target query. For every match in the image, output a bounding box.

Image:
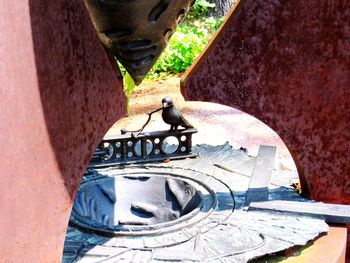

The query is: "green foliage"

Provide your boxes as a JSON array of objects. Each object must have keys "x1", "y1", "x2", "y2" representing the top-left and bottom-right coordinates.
[
  {"x1": 123, "y1": 71, "x2": 135, "y2": 98},
  {"x1": 146, "y1": 15, "x2": 224, "y2": 79},
  {"x1": 116, "y1": 61, "x2": 134, "y2": 107},
  {"x1": 118, "y1": 0, "x2": 224, "y2": 92},
  {"x1": 116, "y1": 61, "x2": 134, "y2": 100},
  {"x1": 189, "y1": 0, "x2": 216, "y2": 18}
]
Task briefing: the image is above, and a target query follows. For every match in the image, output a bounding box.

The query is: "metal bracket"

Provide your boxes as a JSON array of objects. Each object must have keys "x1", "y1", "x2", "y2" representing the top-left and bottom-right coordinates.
[
  {"x1": 249, "y1": 200, "x2": 350, "y2": 224},
  {"x1": 244, "y1": 145, "x2": 276, "y2": 207}
]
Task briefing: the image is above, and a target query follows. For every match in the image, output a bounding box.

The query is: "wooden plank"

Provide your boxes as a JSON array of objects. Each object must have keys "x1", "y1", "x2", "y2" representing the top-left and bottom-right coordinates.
[
  {"x1": 244, "y1": 145, "x2": 276, "y2": 206},
  {"x1": 249, "y1": 200, "x2": 350, "y2": 224}
]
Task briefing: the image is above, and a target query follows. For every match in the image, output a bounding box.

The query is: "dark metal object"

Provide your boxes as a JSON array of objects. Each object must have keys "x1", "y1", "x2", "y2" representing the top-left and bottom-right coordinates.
[
  {"x1": 249, "y1": 200, "x2": 350, "y2": 224},
  {"x1": 62, "y1": 241, "x2": 83, "y2": 263},
  {"x1": 162, "y1": 96, "x2": 194, "y2": 130},
  {"x1": 89, "y1": 128, "x2": 198, "y2": 167},
  {"x1": 66, "y1": 147, "x2": 331, "y2": 262},
  {"x1": 70, "y1": 172, "x2": 206, "y2": 236},
  {"x1": 83, "y1": 0, "x2": 193, "y2": 84},
  {"x1": 69, "y1": 163, "x2": 234, "y2": 239}
]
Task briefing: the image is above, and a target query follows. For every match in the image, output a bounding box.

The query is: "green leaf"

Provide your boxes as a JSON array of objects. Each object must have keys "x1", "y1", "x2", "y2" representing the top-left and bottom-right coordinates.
[{"x1": 124, "y1": 71, "x2": 135, "y2": 96}]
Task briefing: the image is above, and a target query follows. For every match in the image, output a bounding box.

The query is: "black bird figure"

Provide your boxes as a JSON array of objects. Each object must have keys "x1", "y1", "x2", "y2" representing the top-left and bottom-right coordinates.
[{"x1": 162, "y1": 97, "x2": 193, "y2": 131}]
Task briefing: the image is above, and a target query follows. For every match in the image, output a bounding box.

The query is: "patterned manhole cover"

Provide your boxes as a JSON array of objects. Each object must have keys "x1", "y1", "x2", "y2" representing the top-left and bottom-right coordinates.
[
  {"x1": 70, "y1": 166, "x2": 234, "y2": 240},
  {"x1": 65, "y1": 145, "x2": 328, "y2": 263}
]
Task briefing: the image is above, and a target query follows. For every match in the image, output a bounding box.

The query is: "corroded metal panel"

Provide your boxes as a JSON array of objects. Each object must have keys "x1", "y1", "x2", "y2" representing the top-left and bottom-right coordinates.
[
  {"x1": 181, "y1": 0, "x2": 350, "y2": 205},
  {"x1": 0, "y1": 1, "x2": 126, "y2": 262}
]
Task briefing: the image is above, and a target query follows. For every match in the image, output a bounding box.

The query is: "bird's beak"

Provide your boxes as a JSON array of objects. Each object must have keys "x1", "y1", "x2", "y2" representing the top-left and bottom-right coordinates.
[{"x1": 163, "y1": 103, "x2": 167, "y2": 108}]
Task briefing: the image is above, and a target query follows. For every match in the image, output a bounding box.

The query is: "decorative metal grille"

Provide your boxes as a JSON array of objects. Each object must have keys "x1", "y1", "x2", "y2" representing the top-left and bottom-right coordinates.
[{"x1": 89, "y1": 128, "x2": 198, "y2": 167}]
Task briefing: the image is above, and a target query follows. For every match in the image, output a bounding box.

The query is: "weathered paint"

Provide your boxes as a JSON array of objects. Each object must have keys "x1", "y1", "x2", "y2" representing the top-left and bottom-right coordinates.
[
  {"x1": 181, "y1": 0, "x2": 350, "y2": 257},
  {"x1": 0, "y1": 1, "x2": 125, "y2": 262}
]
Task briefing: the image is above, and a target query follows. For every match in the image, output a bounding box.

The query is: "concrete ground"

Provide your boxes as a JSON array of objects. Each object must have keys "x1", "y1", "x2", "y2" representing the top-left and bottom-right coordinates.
[{"x1": 107, "y1": 75, "x2": 298, "y2": 182}]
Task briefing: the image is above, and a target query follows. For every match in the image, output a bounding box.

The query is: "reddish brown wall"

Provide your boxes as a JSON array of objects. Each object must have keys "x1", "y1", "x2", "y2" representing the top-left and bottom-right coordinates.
[
  {"x1": 181, "y1": 1, "x2": 350, "y2": 258},
  {"x1": 182, "y1": 0, "x2": 350, "y2": 204},
  {"x1": 0, "y1": 1, "x2": 125, "y2": 262}
]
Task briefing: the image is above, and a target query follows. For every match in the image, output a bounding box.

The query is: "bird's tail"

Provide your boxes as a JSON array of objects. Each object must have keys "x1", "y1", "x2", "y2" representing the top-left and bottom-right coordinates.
[{"x1": 184, "y1": 123, "x2": 194, "y2": 129}]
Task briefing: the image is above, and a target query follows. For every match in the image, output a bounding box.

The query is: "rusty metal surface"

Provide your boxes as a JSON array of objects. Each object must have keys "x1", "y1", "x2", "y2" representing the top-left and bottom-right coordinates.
[
  {"x1": 181, "y1": 0, "x2": 350, "y2": 204},
  {"x1": 0, "y1": 1, "x2": 126, "y2": 262}
]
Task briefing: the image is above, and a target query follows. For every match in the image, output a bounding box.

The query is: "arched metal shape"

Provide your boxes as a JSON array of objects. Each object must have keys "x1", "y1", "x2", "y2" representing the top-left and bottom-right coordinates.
[
  {"x1": 0, "y1": 1, "x2": 126, "y2": 262},
  {"x1": 181, "y1": 0, "x2": 350, "y2": 204},
  {"x1": 181, "y1": 1, "x2": 350, "y2": 256}
]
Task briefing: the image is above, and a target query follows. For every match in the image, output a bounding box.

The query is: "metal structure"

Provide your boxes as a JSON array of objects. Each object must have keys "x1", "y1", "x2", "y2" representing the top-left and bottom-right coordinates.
[
  {"x1": 64, "y1": 145, "x2": 331, "y2": 262},
  {"x1": 181, "y1": 0, "x2": 350, "y2": 205},
  {"x1": 83, "y1": 0, "x2": 193, "y2": 84},
  {"x1": 89, "y1": 128, "x2": 198, "y2": 167},
  {"x1": 181, "y1": 2, "x2": 350, "y2": 256},
  {"x1": 0, "y1": 1, "x2": 126, "y2": 262},
  {"x1": 2, "y1": 0, "x2": 349, "y2": 262},
  {"x1": 70, "y1": 169, "x2": 209, "y2": 236}
]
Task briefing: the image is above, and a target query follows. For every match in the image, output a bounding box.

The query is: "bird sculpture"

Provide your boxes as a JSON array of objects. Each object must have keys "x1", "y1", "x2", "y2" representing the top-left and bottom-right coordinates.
[{"x1": 162, "y1": 97, "x2": 193, "y2": 131}]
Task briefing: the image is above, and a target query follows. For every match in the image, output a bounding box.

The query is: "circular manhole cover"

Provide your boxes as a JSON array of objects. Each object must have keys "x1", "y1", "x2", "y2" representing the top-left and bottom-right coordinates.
[
  {"x1": 66, "y1": 146, "x2": 329, "y2": 262},
  {"x1": 70, "y1": 166, "x2": 234, "y2": 240}
]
